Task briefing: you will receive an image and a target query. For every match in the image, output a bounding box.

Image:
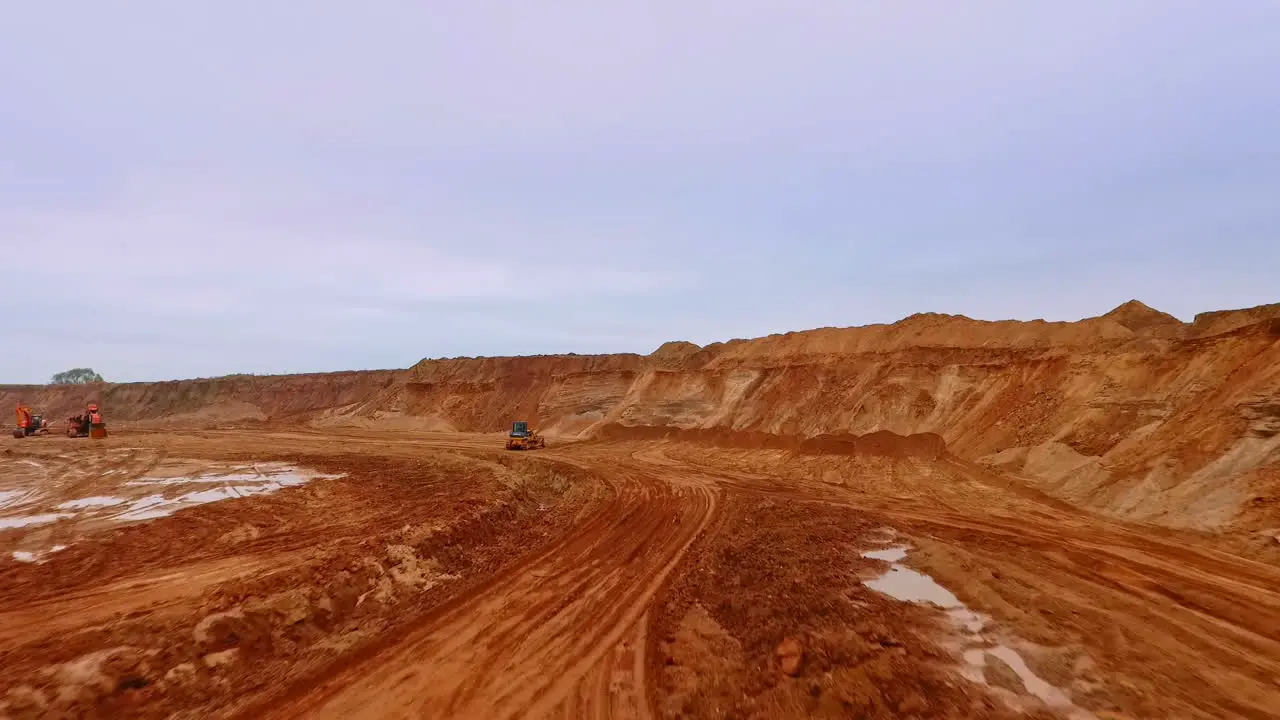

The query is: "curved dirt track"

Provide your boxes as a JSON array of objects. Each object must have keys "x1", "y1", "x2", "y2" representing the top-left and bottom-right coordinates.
[
  {"x1": 3, "y1": 429, "x2": 1280, "y2": 719},
  {"x1": 263, "y1": 450, "x2": 718, "y2": 720}
]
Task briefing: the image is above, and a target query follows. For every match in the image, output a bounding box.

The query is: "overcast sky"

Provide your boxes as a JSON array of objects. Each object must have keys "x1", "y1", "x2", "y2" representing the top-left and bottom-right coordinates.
[{"x1": 3, "y1": 3, "x2": 1278, "y2": 383}]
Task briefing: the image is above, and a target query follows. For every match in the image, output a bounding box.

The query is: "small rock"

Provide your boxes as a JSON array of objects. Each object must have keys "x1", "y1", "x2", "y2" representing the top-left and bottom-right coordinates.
[
  {"x1": 776, "y1": 637, "x2": 804, "y2": 676},
  {"x1": 163, "y1": 663, "x2": 197, "y2": 684},
  {"x1": 193, "y1": 608, "x2": 245, "y2": 646},
  {"x1": 202, "y1": 649, "x2": 239, "y2": 669}
]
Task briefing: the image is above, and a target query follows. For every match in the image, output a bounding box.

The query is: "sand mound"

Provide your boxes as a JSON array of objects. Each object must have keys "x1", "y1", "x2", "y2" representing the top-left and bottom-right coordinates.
[
  {"x1": 1101, "y1": 299, "x2": 1184, "y2": 334},
  {"x1": 592, "y1": 423, "x2": 947, "y2": 460}
]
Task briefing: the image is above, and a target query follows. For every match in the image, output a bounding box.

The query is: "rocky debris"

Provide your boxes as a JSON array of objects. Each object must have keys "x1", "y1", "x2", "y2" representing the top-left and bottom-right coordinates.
[
  {"x1": 1238, "y1": 396, "x2": 1280, "y2": 438},
  {"x1": 202, "y1": 649, "x2": 239, "y2": 669}
]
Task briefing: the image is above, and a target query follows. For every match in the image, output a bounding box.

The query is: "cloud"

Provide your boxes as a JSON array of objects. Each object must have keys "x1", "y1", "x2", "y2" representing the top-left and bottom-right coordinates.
[
  {"x1": 0, "y1": 169, "x2": 690, "y2": 380},
  {"x1": 1, "y1": 2, "x2": 1278, "y2": 382}
]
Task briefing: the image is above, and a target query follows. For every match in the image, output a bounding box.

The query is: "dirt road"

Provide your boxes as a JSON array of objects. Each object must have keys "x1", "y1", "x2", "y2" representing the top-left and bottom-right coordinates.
[
  {"x1": 265, "y1": 453, "x2": 717, "y2": 720},
  {"x1": 2, "y1": 429, "x2": 1279, "y2": 719}
]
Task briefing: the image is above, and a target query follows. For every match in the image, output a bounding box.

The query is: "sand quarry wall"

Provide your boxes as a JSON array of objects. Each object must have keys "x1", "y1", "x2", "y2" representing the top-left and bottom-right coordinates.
[
  {"x1": 3, "y1": 302, "x2": 1279, "y2": 529},
  {"x1": 0, "y1": 370, "x2": 404, "y2": 429}
]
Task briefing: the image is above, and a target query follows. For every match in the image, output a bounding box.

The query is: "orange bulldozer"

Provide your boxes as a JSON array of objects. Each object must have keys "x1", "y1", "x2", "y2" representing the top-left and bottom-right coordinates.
[{"x1": 12, "y1": 404, "x2": 51, "y2": 439}]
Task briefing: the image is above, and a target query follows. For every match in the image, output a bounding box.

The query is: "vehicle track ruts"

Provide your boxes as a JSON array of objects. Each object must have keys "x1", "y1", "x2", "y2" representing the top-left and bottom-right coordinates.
[
  {"x1": 5, "y1": 430, "x2": 1278, "y2": 719},
  {"x1": 635, "y1": 440, "x2": 1280, "y2": 719},
  {"x1": 260, "y1": 452, "x2": 718, "y2": 720}
]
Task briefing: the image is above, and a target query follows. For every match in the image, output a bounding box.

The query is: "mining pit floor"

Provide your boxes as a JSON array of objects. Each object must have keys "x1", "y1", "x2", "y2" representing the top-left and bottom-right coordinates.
[{"x1": 2, "y1": 429, "x2": 1279, "y2": 719}]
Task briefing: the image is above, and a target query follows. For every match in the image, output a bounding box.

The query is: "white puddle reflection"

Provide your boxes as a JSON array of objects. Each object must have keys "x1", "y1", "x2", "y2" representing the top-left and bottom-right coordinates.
[
  {"x1": 125, "y1": 466, "x2": 316, "y2": 488},
  {"x1": 2, "y1": 463, "x2": 342, "y2": 531},
  {"x1": 114, "y1": 494, "x2": 177, "y2": 522},
  {"x1": 985, "y1": 645, "x2": 1081, "y2": 712},
  {"x1": 866, "y1": 564, "x2": 963, "y2": 607},
  {"x1": 0, "y1": 513, "x2": 71, "y2": 530},
  {"x1": 861, "y1": 544, "x2": 1095, "y2": 719},
  {"x1": 111, "y1": 482, "x2": 309, "y2": 521},
  {"x1": 861, "y1": 546, "x2": 908, "y2": 562},
  {"x1": 947, "y1": 607, "x2": 989, "y2": 634},
  {"x1": 57, "y1": 497, "x2": 127, "y2": 510},
  {"x1": 0, "y1": 490, "x2": 31, "y2": 509},
  {"x1": 12, "y1": 545, "x2": 67, "y2": 563}
]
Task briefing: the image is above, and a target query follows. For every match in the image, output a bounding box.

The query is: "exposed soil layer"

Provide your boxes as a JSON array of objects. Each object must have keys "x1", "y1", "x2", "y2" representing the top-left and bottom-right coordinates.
[
  {"x1": 593, "y1": 423, "x2": 948, "y2": 459},
  {"x1": 1, "y1": 429, "x2": 1278, "y2": 719}
]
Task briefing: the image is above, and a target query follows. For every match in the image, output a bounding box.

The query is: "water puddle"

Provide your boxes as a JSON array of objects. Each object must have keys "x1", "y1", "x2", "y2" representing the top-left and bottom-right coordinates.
[
  {"x1": 106, "y1": 466, "x2": 339, "y2": 521},
  {"x1": 861, "y1": 543, "x2": 1095, "y2": 719},
  {"x1": 179, "y1": 482, "x2": 308, "y2": 502},
  {"x1": 12, "y1": 545, "x2": 68, "y2": 563},
  {"x1": 114, "y1": 495, "x2": 176, "y2": 522},
  {"x1": 947, "y1": 607, "x2": 989, "y2": 634},
  {"x1": 982, "y1": 645, "x2": 1081, "y2": 712},
  {"x1": 0, "y1": 490, "x2": 32, "y2": 509},
  {"x1": 0, "y1": 513, "x2": 71, "y2": 530},
  {"x1": 2, "y1": 462, "x2": 342, "y2": 532},
  {"x1": 112, "y1": 483, "x2": 305, "y2": 521},
  {"x1": 861, "y1": 546, "x2": 908, "y2": 562},
  {"x1": 112, "y1": 489, "x2": 172, "y2": 517},
  {"x1": 125, "y1": 465, "x2": 318, "y2": 488},
  {"x1": 865, "y1": 564, "x2": 963, "y2": 607},
  {"x1": 57, "y1": 497, "x2": 128, "y2": 510}
]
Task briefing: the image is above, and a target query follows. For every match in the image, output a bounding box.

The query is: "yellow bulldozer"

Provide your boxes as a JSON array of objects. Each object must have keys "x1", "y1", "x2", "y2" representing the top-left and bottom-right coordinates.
[{"x1": 505, "y1": 420, "x2": 546, "y2": 451}]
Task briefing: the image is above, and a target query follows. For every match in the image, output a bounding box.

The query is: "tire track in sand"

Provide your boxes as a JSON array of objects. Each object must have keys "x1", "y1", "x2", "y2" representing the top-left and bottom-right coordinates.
[{"x1": 263, "y1": 456, "x2": 717, "y2": 720}]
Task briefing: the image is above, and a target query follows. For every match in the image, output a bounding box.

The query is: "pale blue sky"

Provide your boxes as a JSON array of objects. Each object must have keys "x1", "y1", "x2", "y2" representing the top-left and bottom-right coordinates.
[{"x1": 3, "y1": 2, "x2": 1278, "y2": 382}]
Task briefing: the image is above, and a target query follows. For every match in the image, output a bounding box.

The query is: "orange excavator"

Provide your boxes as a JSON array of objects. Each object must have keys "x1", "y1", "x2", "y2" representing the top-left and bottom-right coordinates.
[
  {"x1": 68, "y1": 403, "x2": 107, "y2": 439},
  {"x1": 13, "y1": 405, "x2": 51, "y2": 439}
]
